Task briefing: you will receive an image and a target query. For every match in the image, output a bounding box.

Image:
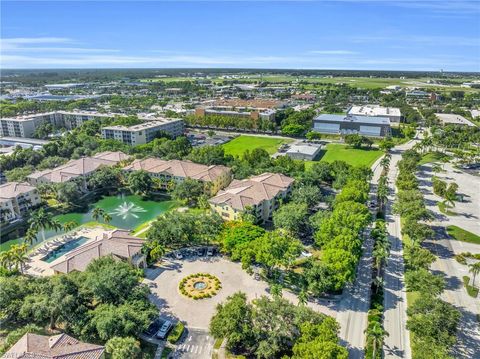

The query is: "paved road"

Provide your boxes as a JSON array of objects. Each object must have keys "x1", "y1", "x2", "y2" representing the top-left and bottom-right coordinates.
[
  {"x1": 171, "y1": 328, "x2": 214, "y2": 359},
  {"x1": 336, "y1": 155, "x2": 384, "y2": 358},
  {"x1": 382, "y1": 140, "x2": 417, "y2": 359}
]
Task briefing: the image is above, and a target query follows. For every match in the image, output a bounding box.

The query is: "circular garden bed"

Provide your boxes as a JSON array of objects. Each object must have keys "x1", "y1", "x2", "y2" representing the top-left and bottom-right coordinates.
[{"x1": 179, "y1": 273, "x2": 222, "y2": 299}]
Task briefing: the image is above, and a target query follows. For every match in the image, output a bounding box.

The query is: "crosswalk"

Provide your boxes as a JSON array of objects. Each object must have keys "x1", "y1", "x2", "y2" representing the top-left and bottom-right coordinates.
[{"x1": 172, "y1": 333, "x2": 213, "y2": 359}]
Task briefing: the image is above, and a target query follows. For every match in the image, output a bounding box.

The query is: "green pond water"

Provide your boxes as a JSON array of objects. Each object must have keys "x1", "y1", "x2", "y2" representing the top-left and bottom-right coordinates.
[{"x1": 1, "y1": 194, "x2": 177, "y2": 251}]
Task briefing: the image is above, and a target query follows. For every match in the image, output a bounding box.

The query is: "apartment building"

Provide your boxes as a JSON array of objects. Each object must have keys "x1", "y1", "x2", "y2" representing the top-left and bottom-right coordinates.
[
  {"x1": 123, "y1": 158, "x2": 232, "y2": 195},
  {"x1": 0, "y1": 111, "x2": 111, "y2": 138},
  {"x1": 0, "y1": 182, "x2": 41, "y2": 222},
  {"x1": 313, "y1": 114, "x2": 391, "y2": 137},
  {"x1": 209, "y1": 172, "x2": 294, "y2": 222},
  {"x1": 348, "y1": 105, "x2": 402, "y2": 123},
  {"x1": 101, "y1": 118, "x2": 184, "y2": 145},
  {"x1": 26, "y1": 151, "x2": 129, "y2": 189}
]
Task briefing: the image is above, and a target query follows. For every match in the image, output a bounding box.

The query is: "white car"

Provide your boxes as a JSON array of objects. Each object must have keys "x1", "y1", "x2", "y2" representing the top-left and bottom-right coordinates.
[{"x1": 156, "y1": 320, "x2": 173, "y2": 339}]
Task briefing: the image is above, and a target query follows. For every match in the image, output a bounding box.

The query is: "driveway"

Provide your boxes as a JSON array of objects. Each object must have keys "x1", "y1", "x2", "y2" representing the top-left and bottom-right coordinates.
[{"x1": 145, "y1": 256, "x2": 270, "y2": 329}]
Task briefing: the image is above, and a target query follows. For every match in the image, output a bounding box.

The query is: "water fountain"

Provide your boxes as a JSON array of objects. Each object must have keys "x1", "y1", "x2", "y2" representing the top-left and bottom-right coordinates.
[{"x1": 110, "y1": 201, "x2": 147, "y2": 219}]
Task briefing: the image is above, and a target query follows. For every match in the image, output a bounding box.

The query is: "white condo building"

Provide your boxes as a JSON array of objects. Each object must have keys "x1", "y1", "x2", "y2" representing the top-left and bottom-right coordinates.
[
  {"x1": 101, "y1": 118, "x2": 184, "y2": 145},
  {"x1": 0, "y1": 182, "x2": 41, "y2": 222}
]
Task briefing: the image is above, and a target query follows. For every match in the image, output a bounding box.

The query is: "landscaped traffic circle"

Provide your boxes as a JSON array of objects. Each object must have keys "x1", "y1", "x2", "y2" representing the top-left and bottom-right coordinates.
[{"x1": 179, "y1": 273, "x2": 221, "y2": 299}]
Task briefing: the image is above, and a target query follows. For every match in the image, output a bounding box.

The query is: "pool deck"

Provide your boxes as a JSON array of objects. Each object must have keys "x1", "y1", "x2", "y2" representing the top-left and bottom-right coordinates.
[{"x1": 24, "y1": 226, "x2": 110, "y2": 276}]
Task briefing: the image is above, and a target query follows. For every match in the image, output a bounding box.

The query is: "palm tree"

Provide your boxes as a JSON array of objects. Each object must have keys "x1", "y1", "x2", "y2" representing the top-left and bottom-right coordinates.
[
  {"x1": 270, "y1": 283, "x2": 283, "y2": 298},
  {"x1": 92, "y1": 207, "x2": 107, "y2": 222},
  {"x1": 0, "y1": 251, "x2": 13, "y2": 270},
  {"x1": 11, "y1": 244, "x2": 28, "y2": 273},
  {"x1": 63, "y1": 221, "x2": 78, "y2": 232},
  {"x1": 103, "y1": 213, "x2": 112, "y2": 224},
  {"x1": 298, "y1": 289, "x2": 308, "y2": 306},
  {"x1": 149, "y1": 242, "x2": 166, "y2": 262},
  {"x1": 364, "y1": 323, "x2": 389, "y2": 359},
  {"x1": 23, "y1": 227, "x2": 38, "y2": 246},
  {"x1": 28, "y1": 208, "x2": 62, "y2": 243},
  {"x1": 372, "y1": 246, "x2": 388, "y2": 275},
  {"x1": 469, "y1": 262, "x2": 480, "y2": 288}
]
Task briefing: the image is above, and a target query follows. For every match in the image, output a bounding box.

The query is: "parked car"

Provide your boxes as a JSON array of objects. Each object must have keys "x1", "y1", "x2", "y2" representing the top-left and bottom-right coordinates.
[
  {"x1": 145, "y1": 319, "x2": 162, "y2": 337},
  {"x1": 197, "y1": 247, "x2": 206, "y2": 256},
  {"x1": 156, "y1": 320, "x2": 173, "y2": 339},
  {"x1": 207, "y1": 247, "x2": 215, "y2": 256},
  {"x1": 175, "y1": 251, "x2": 183, "y2": 260}
]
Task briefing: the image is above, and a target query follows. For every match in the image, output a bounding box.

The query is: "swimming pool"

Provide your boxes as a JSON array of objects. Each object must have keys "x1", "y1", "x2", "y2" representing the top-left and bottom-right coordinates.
[{"x1": 41, "y1": 237, "x2": 88, "y2": 263}]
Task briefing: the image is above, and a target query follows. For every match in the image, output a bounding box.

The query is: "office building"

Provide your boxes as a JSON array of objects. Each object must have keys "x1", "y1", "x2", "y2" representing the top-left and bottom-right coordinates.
[
  {"x1": 286, "y1": 143, "x2": 323, "y2": 161},
  {"x1": 435, "y1": 113, "x2": 476, "y2": 127},
  {"x1": 101, "y1": 118, "x2": 184, "y2": 145},
  {"x1": 348, "y1": 105, "x2": 401, "y2": 123},
  {"x1": 313, "y1": 114, "x2": 391, "y2": 137}
]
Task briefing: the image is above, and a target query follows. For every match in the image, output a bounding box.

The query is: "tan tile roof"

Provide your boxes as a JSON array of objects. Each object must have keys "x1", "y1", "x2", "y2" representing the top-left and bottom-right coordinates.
[
  {"x1": 27, "y1": 152, "x2": 127, "y2": 183},
  {"x1": 208, "y1": 172, "x2": 294, "y2": 210},
  {"x1": 0, "y1": 182, "x2": 36, "y2": 201},
  {"x1": 124, "y1": 158, "x2": 230, "y2": 183},
  {"x1": 51, "y1": 229, "x2": 144, "y2": 274},
  {"x1": 208, "y1": 98, "x2": 282, "y2": 109},
  {"x1": 2, "y1": 333, "x2": 104, "y2": 359}
]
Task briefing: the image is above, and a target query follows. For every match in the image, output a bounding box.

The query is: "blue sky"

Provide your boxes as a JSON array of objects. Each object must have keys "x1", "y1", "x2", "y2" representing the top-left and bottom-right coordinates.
[{"x1": 1, "y1": 1, "x2": 479, "y2": 71}]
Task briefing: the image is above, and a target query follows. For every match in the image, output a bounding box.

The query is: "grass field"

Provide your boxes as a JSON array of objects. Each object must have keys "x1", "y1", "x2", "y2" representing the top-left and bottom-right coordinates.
[
  {"x1": 222, "y1": 135, "x2": 293, "y2": 157},
  {"x1": 446, "y1": 225, "x2": 480, "y2": 245},
  {"x1": 305, "y1": 144, "x2": 383, "y2": 169},
  {"x1": 419, "y1": 151, "x2": 451, "y2": 165}
]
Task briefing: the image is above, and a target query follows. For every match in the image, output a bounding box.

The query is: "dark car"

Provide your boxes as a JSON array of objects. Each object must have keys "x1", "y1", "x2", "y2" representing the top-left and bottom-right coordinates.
[
  {"x1": 197, "y1": 247, "x2": 206, "y2": 256},
  {"x1": 145, "y1": 319, "x2": 162, "y2": 337}
]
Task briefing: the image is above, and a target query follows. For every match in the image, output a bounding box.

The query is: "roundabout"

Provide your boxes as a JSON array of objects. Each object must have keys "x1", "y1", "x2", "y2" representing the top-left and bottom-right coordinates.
[{"x1": 179, "y1": 273, "x2": 222, "y2": 299}]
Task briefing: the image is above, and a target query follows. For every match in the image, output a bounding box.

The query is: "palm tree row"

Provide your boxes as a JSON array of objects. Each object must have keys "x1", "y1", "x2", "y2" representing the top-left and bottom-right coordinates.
[
  {"x1": 92, "y1": 207, "x2": 112, "y2": 224},
  {"x1": 0, "y1": 243, "x2": 28, "y2": 273}
]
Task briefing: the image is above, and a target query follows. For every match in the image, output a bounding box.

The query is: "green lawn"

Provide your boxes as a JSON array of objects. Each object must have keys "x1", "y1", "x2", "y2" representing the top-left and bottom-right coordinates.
[
  {"x1": 305, "y1": 144, "x2": 383, "y2": 169},
  {"x1": 419, "y1": 152, "x2": 451, "y2": 165},
  {"x1": 447, "y1": 225, "x2": 480, "y2": 245},
  {"x1": 437, "y1": 201, "x2": 458, "y2": 216},
  {"x1": 222, "y1": 135, "x2": 293, "y2": 157}
]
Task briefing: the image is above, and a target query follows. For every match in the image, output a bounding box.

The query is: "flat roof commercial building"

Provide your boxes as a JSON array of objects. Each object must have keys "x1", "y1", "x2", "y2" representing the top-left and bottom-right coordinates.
[
  {"x1": 313, "y1": 114, "x2": 391, "y2": 137},
  {"x1": 286, "y1": 143, "x2": 323, "y2": 161},
  {"x1": 348, "y1": 105, "x2": 401, "y2": 123},
  {"x1": 101, "y1": 118, "x2": 184, "y2": 145}
]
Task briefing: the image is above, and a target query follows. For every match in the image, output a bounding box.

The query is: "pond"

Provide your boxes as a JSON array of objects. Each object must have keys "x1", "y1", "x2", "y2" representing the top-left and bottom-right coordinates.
[{"x1": 1, "y1": 194, "x2": 177, "y2": 251}]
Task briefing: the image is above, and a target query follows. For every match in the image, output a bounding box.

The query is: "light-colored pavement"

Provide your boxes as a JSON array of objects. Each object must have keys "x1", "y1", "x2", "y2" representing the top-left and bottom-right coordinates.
[
  {"x1": 416, "y1": 164, "x2": 480, "y2": 358},
  {"x1": 171, "y1": 329, "x2": 214, "y2": 359},
  {"x1": 336, "y1": 154, "x2": 384, "y2": 358},
  {"x1": 145, "y1": 256, "x2": 335, "y2": 330},
  {"x1": 382, "y1": 140, "x2": 418, "y2": 359}
]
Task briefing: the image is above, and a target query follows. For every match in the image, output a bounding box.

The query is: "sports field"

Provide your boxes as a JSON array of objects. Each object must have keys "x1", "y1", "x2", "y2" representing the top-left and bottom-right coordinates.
[
  {"x1": 222, "y1": 135, "x2": 293, "y2": 157},
  {"x1": 306, "y1": 143, "x2": 383, "y2": 169}
]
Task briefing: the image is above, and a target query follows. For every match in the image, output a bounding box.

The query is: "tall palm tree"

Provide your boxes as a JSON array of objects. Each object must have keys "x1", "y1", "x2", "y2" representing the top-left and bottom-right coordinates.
[
  {"x1": 364, "y1": 323, "x2": 389, "y2": 359},
  {"x1": 63, "y1": 221, "x2": 78, "y2": 232},
  {"x1": 0, "y1": 251, "x2": 13, "y2": 270},
  {"x1": 92, "y1": 207, "x2": 107, "y2": 222},
  {"x1": 28, "y1": 208, "x2": 62, "y2": 243},
  {"x1": 298, "y1": 289, "x2": 308, "y2": 306},
  {"x1": 102, "y1": 213, "x2": 112, "y2": 224},
  {"x1": 23, "y1": 227, "x2": 38, "y2": 246},
  {"x1": 11, "y1": 244, "x2": 28, "y2": 273},
  {"x1": 469, "y1": 262, "x2": 480, "y2": 288}
]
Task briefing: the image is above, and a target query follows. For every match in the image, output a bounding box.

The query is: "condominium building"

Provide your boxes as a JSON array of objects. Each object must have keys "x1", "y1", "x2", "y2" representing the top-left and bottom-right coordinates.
[
  {"x1": 123, "y1": 158, "x2": 232, "y2": 195},
  {"x1": 313, "y1": 114, "x2": 391, "y2": 137},
  {"x1": 208, "y1": 172, "x2": 294, "y2": 222},
  {"x1": 26, "y1": 151, "x2": 129, "y2": 189},
  {"x1": 2, "y1": 333, "x2": 104, "y2": 359},
  {"x1": 51, "y1": 229, "x2": 146, "y2": 274},
  {"x1": 0, "y1": 182, "x2": 41, "y2": 222},
  {"x1": 348, "y1": 105, "x2": 402, "y2": 123},
  {"x1": 0, "y1": 111, "x2": 111, "y2": 138},
  {"x1": 101, "y1": 118, "x2": 184, "y2": 145}
]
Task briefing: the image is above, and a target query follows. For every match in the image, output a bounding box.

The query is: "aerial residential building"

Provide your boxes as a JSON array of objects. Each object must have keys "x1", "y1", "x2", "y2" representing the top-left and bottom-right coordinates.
[
  {"x1": 313, "y1": 114, "x2": 391, "y2": 137},
  {"x1": 0, "y1": 182, "x2": 40, "y2": 223},
  {"x1": 124, "y1": 158, "x2": 232, "y2": 194},
  {"x1": 208, "y1": 172, "x2": 294, "y2": 222},
  {"x1": 2, "y1": 333, "x2": 104, "y2": 359},
  {"x1": 26, "y1": 151, "x2": 129, "y2": 189},
  {"x1": 101, "y1": 118, "x2": 184, "y2": 145},
  {"x1": 51, "y1": 229, "x2": 146, "y2": 274},
  {"x1": 0, "y1": 111, "x2": 111, "y2": 138},
  {"x1": 435, "y1": 113, "x2": 476, "y2": 127},
  {"x1": 348, "y1": 105, "x2": 402, "y2": 123}
]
